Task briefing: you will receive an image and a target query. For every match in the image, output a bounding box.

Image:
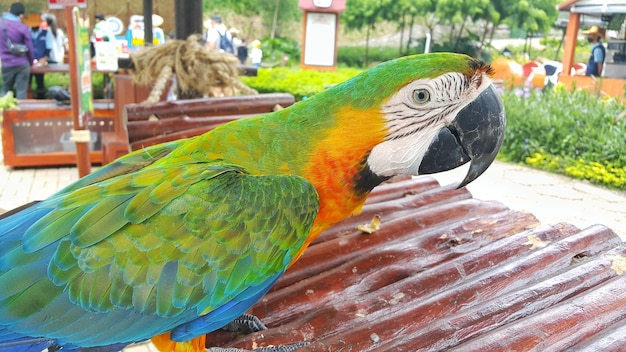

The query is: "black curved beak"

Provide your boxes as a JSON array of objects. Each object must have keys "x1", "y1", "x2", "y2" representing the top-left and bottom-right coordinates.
[{"x1": 418, "y1": 84, "x2": 506, "y2": 188}]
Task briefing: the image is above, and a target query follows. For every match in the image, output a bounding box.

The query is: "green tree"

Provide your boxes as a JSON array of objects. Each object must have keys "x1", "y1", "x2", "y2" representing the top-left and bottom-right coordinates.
[
  {"x1": 435, "y1": 0, "x2": 490, "y2": 50},
  {"x1": 430, "y1": 0, "x2": 558, "y2": 58},
  {"x1": 504, "y1": 0, "x2": 559, "y2": 57},
  {"x1": 342, "y1": 0, "x2": 394, "y2": 67},
  {"x1": 415, "y1": 1, "x2": 441, "y2": 54},
  {"x1": 472, "y1": 0, "x2": 508, "y2": 59},
  {"x1": 266, "y1": 0, "x2": 300, "y2": 39},
  {"x1": 204, "y1": 0, "x2": 299, "y2": 39},
  {"x1": 506, "y1": 0, "x2": 558, "y2": 34},
  {"x1": 482, "y1": 0, "x2": 511, "y2": 49},
  {"x1": 387, "y1": 0, "x2": 433, "y2": 55}
]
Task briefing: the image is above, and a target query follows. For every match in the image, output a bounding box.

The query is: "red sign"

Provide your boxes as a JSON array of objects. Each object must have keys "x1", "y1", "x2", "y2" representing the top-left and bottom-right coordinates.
[
  {"x1": 48, "y1": 0, "x2": 87, "y2": 10},
  {"x1": 298, "y1": 0, "x2": 346, "y2": 13}
]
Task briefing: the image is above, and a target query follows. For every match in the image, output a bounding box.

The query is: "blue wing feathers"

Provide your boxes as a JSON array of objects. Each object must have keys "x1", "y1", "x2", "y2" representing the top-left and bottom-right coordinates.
[{"x1": 1, "y1": 206, "x2": 51, "y2": 242}]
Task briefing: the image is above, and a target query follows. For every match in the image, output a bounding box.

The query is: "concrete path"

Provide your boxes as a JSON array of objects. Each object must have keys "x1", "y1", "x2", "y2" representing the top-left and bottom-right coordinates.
[{"x1": 432, "y1": 160, "x2": 626, "y2": 240}]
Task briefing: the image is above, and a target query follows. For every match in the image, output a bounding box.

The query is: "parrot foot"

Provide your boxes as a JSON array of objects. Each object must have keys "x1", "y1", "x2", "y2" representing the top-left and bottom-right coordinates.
[
  {"x1": 222, "y1": 314, "x2": 268, "y2": 333},
  {"x1": 207, "y1": 341, "x2": 309, "y2": 352},
  {"x1": 215, "y1": 315, "x2": 309, "y2": 351}
]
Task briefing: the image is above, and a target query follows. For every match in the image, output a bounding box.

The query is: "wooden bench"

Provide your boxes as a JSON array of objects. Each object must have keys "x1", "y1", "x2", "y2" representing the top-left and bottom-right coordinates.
[{"x1": 101, "y1": 93, "x2": 296, "y2": 164}]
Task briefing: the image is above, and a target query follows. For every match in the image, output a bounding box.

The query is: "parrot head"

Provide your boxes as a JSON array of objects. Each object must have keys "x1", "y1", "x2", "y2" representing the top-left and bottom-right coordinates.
[{"x1": 329, "y1": 52, "x2": 506, "y2": 190}]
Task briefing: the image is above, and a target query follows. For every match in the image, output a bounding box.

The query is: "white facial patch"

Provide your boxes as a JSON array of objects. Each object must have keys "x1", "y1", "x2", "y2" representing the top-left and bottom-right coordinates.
[
  {"x1": 367, "y1": 72, "x2": 492, "y2": 177},
  {"x1": 368, "y1": 127, "x2": 442, "y2": 176}
]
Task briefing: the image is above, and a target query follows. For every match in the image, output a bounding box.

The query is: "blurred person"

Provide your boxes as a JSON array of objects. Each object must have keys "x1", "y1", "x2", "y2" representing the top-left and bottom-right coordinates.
[
  {"x1": 0, "y1": 2, "x2": 34, "y2": 99},
  {"x1": 230, "y1": 27, "x2": 247, "y2": 64},
  {"x1": 90, "y1": 13, "x2": 115, "y2": 57},
  {"x1": 44, "y1": 13, "x2": 67, "y2": 64},
  {"x1": 230, "y1": 27, "x2": 242, "y2": 49},
  {"x1": 582, "y1": 25, "x2": 605, "y2": 77},
  {"x1": 249, "y1": 39, "x2": 262, "y2": 68},
  {"x1": 28, "y1": 12, "x2": 49, "y2": 98},
  {"x1": 205, "y1": 15, "x2": 234, "y2": 54},
  {"x1": 237, "y1": 37, "x2": 248, "y2": 65}
]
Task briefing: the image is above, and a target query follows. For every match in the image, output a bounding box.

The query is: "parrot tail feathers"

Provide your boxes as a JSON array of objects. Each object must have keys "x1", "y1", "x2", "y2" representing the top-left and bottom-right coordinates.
[{"x1": 152, "y1": 332, "x2": 206, "y2": 352}]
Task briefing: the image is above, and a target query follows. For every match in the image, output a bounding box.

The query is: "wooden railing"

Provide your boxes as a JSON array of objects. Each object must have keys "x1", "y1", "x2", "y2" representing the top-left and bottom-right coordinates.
[{"x1": 101, "y1": 93, "x2": 295, "y2": 164}]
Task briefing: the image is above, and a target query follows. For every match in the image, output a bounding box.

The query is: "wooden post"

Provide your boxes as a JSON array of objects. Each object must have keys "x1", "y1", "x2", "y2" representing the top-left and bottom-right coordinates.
[
  {"x1": 562, "y1": 12, "x2": 581, "y2": 76},
  {"x1": 174, "y1": 0, "x2": 204, "y2": 99},
  {"x1": 174, "y1": 0, "x2": 203, "y2": 40},
  {"x1": 65, "y1": 6, "x2": 91, "y2": 177},
  {"x1": 144, "y1": 0, "x2": 153, "y2": 46}
]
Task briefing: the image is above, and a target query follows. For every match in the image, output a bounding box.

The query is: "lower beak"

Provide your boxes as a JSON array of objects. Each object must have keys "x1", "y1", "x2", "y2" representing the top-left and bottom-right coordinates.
[{"x1": 418, "y1": 84, "x2": 506, "y2": 188}]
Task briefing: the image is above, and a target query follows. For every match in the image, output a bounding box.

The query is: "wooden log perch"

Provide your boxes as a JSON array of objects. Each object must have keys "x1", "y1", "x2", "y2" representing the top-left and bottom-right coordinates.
[
  {"x1": 124, "y1": 93, "x2": 295, "y2": 121},
  {"x1": 201, "y1": 176, "x2": 626, "y2": 351},
  {"x1": 121, "y1": 93, "x2": 296, "y2": 150}
]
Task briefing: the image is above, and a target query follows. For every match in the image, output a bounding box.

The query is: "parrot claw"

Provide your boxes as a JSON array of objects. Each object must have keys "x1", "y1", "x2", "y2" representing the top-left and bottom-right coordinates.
[
  {"x1": 222, "y1": 314, "x2": 268, "y2": 333},
  {"x1": 207, "y1": 341, "x2": 310, "y2": 352},
  {"x1": 215, "y1": 315, "x2": 308, "y2": 352}
]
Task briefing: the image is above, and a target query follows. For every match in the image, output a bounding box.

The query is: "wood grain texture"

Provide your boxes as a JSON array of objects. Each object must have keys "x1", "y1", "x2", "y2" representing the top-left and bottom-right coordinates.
[{"x1": 201, "y1": 176, "x2": 626, "y2": 351}]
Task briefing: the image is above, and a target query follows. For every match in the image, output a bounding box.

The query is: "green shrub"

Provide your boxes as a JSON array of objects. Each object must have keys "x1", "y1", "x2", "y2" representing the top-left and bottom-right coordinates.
[
  {"x1": 240, "y1": 67, "x2": 361, "y2": 100},
  {"x1": 43, "y1": 73, "x2": 71, "y2": 88},
  {"x1": 500, "y1": 85, "x2": 626, "y2": 189},
  {"x1": 260, "y1": 37, "x2": 301, "y2": 67},
  {"x1": 337, "y1": 46, "x2": 403, "y2": 68},
  {"x1": 524, "y1": 152, "x2": 626, "y2": 189},
  {"x1": 0, "y1": 91, "x2": 19, "y2": 109}
]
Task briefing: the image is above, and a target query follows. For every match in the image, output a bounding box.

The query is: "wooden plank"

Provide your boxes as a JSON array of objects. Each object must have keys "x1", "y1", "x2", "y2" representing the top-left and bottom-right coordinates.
[
  {"x1": 129, "y1": 125, "x2": 215, "y2": 150},
  {"x1": 124, "y1": 93, "x2": 295, "y2": 121},
  {"x1": 127, "y1": 115, "x2": 247, "y2": 143},
  {"x1": 450, "y1": 264, "x2": 626, "y2": 351}
]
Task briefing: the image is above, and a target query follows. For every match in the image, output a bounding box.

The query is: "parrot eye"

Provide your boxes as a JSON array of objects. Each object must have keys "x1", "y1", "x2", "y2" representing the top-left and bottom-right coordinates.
[{"x1": 411, "y1": 89, "x2": 431, "y2": 104}]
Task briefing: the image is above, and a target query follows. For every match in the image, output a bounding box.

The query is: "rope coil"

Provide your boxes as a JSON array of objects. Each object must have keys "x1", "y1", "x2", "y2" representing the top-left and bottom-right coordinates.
[{"x1": 129, "y1": 35, "x2": 257, "y2": 104}]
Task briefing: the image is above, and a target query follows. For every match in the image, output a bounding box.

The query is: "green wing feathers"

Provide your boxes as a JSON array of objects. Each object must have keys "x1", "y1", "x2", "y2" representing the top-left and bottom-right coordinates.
[{"x1": 9, "y1": 162, "x2": 320, "y2": 322}]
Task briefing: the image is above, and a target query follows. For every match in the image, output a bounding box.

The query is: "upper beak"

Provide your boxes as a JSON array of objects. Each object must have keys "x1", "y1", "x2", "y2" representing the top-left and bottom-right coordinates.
[{"x1": 418, "y1": 84, "x2": 506, "y2": 188}]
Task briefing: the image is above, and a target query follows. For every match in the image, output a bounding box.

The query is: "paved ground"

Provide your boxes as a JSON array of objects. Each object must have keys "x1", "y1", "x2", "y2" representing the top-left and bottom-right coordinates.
[{"x1": 431, "y1": 160, "x2": 626, "y2": 240}]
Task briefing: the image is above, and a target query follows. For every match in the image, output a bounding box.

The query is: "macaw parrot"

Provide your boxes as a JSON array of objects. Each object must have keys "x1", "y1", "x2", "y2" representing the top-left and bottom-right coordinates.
[{"x1": 0, "y1": 53, "x2": 505, "y2": 352}]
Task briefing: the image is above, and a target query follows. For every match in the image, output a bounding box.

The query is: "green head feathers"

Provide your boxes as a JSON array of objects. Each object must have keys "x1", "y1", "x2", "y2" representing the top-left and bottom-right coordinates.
[{"x1": 318, "y1": 53, "x2": 493, "y2": 110}]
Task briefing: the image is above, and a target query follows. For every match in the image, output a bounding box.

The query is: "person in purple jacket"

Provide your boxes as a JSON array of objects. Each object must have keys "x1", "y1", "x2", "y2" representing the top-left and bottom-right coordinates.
[{"x1": 0, "y1": 2, "x2": 35, "y2": 99}]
